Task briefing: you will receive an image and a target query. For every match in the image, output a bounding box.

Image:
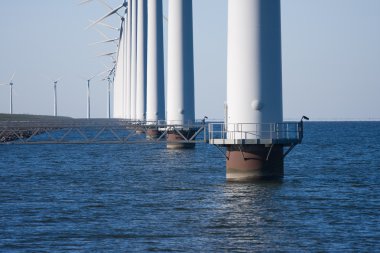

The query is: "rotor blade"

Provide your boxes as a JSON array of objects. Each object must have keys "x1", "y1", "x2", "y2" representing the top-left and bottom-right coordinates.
[
  {"x1": 103, "y1": 63, "x2": 111, "y2": 69},
  {"x1": 89, "y1": 72, "x2": 100, "y2": 80},
  {"x1": 88, "y1": 19, "x2": 119, "y2": 31},
  {"x1": 97, "y1": 68, "x2": 113, "y2": 77},
  {"x1": 97, "y1": 52, "x2": 116, "y2": 57},
  {"x1": 77, "y1": 74, "x2": 87, "y2": 81},
  {"x1": 93, "y1": 27, "x2": 111, "y2": 40},
  {"x1": 86, "y1": 3, "x2": 124, "y2": 30},
  {"x1": 97, "y1": 0, "x2": 115, "y2": 12},
  {"x1": 98, "y1": 21, "x2": 119, "y2": 30},
  {"x1": 9, "y1": 72, "x2": 16, "y2": 82},
  {"x1": 97, "y1": 71, "x2": 109, "y2": 79},
  {"x1": 42, "y1": 74, "x2": 53, "y2": 82},
  {"x1": 0, "y1": 83, "x2": 9, "y2": 86},
  {"x1": 103, "y1": 63, "x2": 116, "y2": 72},
  {"x1": 54, "y1": 76, "x2": 63, "y2": 83},
  {"x1": 89, "y1": 38, "x2": 118, "y2": 46},
  {"x1": 79, "y1": 0, "x2": 95, "y2": 5}
]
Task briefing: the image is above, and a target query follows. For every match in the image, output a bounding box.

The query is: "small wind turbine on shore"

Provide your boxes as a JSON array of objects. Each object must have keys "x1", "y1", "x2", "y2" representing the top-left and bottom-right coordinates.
[{"x1": 0, "y1": 73, "x2": 16, "y2": 114}]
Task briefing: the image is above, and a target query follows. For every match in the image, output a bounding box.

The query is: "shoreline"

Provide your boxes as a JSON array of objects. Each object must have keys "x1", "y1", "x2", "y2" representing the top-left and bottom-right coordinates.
[{"x1": 0, "y1": 114, "x2": 71, "y2": 143}]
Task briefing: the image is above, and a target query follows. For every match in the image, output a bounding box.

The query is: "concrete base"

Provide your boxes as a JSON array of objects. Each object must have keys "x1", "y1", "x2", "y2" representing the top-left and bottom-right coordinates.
[
  {"x1": 226, "y1": 145, "x2": 284, "y2": 181},
  {"x1": 146, "y1": 129, "x2": 160, "y2": 139},
  {"x1": 167, "y1": 131, "x2": 195, "y2": 149}
]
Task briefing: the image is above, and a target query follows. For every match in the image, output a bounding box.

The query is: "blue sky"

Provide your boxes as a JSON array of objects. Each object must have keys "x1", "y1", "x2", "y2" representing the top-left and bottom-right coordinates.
[{"x1": 1, "y1": 0, "x2": 379, "y2": 120}]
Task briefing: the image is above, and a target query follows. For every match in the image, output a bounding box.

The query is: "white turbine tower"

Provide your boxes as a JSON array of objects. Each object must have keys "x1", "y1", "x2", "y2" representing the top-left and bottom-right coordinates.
[
  {"x1": 100, "y1": 66, "x2": 115, "y2": 119},
  {"x1": 225, "y1": 0, "x2": 284, "y2": 180},
  {"x1": 136, "y1": 0, "x2": 147, "y2": 121},
  {"x1": 105, "y1": 73, "x2": 114, "y2": 119},
  {"x1": 80, "y1": 74, "x2": 99, "y2": 119},
  {"x1": 166, "y1": 0, "x2": 195, "y2": 148},
  {"x1": 0, "y1": 73, "x2": 16, "y2": 114},
  {"x1": 125, "y1": 0, "x2": 133, "y2": 119},
  {"x1": 130, "y1": 0, "x2": 138, "y2": 120},
  {"x1": 50, "y1": 77, "x2": 62, "y2": 117},
  {"x1": 146, "y1": 0, "x2": 165, "y2": 125},
  {"x1": 112, "y1": 16, "x2": 126, "y2": 118}
]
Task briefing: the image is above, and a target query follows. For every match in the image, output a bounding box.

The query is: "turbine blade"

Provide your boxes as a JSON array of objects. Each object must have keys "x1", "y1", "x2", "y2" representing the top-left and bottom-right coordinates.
[
  {"x1": 98, "y1": 21, "x2": 119, "y2": 30},
  {"x1": 97, "y1": 68, "x2": 113, "y2": 77},
  {"x1": 89, "y1": 73, "x2": 99, "y2": 80},
  {"x1": 79, "y1": 0, "x2": 94, "y2": 5},
  {"x1": 89, "y1": 38, "x2": 118, "y2": 46},
  {"x1": 93, "y1": 27, "x2": 111, "y2": 40},
  {"x1": 88, "y1": 19, "x2": 119, "y2": 31},
  {"x1": 78, "y1": 74, "x2": 87, "y2": 81},
  {"x1": 86, "y1": 4, "x2": 124, "y2": 30},
  {"x1": 54, "y1": 76, "x2": 63, "y2": 83},
  {"x1": 9, "y1": 72, "x2": 16, "y2": 82},
  {"x1": 97, "y1": 52, "x2": 116, "y2": 57},
  {"x1": 96, "y1": 0, "x2": 114, "y2": 11},
  {"x1": 42, "y1": 74, "x2": 53, "y2": 82}
]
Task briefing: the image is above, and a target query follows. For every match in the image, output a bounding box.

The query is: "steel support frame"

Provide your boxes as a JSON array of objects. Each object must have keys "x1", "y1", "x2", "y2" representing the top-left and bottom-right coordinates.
[{"x1": 0, "y1": 124, "x2": 207, "y2": 145}]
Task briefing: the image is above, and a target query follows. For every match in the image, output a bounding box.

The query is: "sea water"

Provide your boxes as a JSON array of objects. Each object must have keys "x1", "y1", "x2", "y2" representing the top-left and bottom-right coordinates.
[{"x1": 0, "y1": 122, "x2": 379, "y2": 252}]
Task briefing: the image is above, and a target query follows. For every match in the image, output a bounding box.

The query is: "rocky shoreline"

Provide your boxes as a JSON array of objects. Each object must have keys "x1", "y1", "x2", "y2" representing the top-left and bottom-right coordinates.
[
  {"x1": 0, "y1": 130, "x2": 35, "y2": 143},
  {"x1": 1, "y1": 114, "x2": 71, "y2": 143}
]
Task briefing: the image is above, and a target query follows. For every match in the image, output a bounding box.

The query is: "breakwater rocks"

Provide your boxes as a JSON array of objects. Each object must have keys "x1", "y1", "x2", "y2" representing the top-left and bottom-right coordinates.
[
  {"x1": 1, "y1": 114, "x2": 71, "y2": 143},
  {"x1": 0, "y1": 130, "x2": 34, "y2": 143}
]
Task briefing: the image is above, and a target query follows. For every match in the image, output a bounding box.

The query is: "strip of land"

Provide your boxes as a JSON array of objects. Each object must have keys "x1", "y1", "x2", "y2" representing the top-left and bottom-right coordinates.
[
  {"x1": 0, "y1": 113, "x2": 71, "y2": 121},
  {"x1": 0, "y1": 114, "x2": 71, "y2": 142}
]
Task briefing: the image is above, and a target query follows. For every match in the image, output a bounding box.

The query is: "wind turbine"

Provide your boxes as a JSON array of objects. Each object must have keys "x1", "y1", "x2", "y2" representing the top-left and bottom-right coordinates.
[
  {"x1": 102, "y1": 68, "x2": 115, "y2": 119},
  {"x1": 82, "y1": 0, "x2": 128, "y2": 118},
  {"x1": 0, "y1": 73, "x2": 16, "y2": 114},
  {"x1": 50, "y1": 77, "x2": 62, "y2": 117},
  {"x1": 98, "y1": 65, "x2": 115, "y2": 119},
  {"x1": 80, "y1": 73, "x2": 99, "y2": 119},
  {"x1": 86, "y1": 0, "x2": 128, "y2": 30}
]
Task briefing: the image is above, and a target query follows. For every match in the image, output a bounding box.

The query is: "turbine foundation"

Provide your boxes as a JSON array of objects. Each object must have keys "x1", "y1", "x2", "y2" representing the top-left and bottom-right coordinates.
[
  {"x1": 146, "y1": 128, "x2": 160, "y2": 139},
  {"x1": 167, "y1": 130, "x2": 195, "y2": 149},
  {"x1": 226, "y1": 144, "x2": 284, "y2": 181}
]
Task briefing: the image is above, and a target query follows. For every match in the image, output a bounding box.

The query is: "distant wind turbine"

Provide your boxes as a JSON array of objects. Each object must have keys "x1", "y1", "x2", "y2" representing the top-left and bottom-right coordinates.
[
  {"x1": 99, "y1": 67, "x2": 115, "y2": 118},
  {"x1": 47, "y1": 77, "x2": 62, "y2": 117},
  {"x1": 0, "y1": 72, "x2": 16, "y2": 114},
  {"x1": 80, "y1": 73, "x2": 99, "y2": 119}
]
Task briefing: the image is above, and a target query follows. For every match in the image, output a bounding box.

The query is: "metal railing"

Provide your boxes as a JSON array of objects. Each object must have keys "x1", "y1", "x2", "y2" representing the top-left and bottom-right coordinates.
[
  {"x1": 0, "y1": 118, "x2": 208, "y2": 145},
  {"x1": 208, "y1": 122, "x2": 303, "y2": 145}
]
